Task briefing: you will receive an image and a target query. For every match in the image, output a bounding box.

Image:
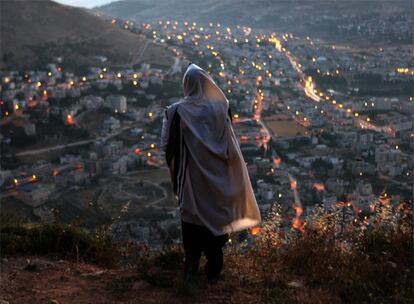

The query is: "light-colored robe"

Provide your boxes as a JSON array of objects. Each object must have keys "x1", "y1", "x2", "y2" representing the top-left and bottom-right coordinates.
[{"x1": 161, "y1": 64, "x2": 261, "y2": 236}]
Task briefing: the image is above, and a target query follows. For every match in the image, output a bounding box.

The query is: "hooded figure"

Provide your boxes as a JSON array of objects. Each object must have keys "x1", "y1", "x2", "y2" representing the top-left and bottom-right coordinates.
[
  {"x1": 161, "y1": 63, "x2": 261, "y2": 281},
  {"x1": 161, "y1": 63, "x2": 261, "y2": 234}
]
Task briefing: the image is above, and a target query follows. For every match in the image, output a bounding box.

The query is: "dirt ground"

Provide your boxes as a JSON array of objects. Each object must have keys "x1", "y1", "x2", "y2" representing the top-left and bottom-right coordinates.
[{"x1": 0, "y1": 256, "x2": 254, "y2": 304}]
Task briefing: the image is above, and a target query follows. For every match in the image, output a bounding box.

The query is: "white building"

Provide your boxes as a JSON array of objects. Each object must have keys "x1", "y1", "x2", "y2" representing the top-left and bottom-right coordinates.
[{"x1": 106, "y1": 95, "x2": 127, "y2": 113}]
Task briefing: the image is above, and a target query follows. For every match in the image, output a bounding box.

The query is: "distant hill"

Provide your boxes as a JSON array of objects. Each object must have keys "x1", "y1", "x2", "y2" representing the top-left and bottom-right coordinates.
[
  {"x1": 0, "y1": 0, "x2": 173, "y2": 70},
  {"x1": 96, "y1": 0, "x2": 412, "y2": 26},
  {"x1": 96, "y1": 0, "x2": 413, "y2": 45}
]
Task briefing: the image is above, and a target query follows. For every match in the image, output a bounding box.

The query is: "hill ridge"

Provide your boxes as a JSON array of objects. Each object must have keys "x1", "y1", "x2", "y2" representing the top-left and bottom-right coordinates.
[{"x1": 0, "y1": 0, "x2": 172, "y2": 70}]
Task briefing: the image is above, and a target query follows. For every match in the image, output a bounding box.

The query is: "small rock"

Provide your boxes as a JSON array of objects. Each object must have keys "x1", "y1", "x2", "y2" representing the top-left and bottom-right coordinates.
[
  {"x1": 288, "y1": 280, "x2": 303, "y2": 288},
  {"x1": 1, "y1": 258, "x2": 8, "y2": 263},
  {"x1": 0, "y1": 299, "x2": 10, "y2": 304},
  {"x1": 49, "y1": 300, "x2": 60, "y2": 304},
  {"x1": 81, "y1": 270, "x2": 104, "y2": 277}
]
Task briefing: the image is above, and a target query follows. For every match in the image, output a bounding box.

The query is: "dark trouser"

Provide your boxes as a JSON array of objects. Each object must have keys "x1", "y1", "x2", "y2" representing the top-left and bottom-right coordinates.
[{"x1": 181, "y1": 220, "x2": 229, "y2": 280}]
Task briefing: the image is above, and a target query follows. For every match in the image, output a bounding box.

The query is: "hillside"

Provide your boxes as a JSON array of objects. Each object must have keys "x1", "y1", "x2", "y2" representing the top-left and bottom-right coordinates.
[
  {"x1": 0, "y1": 0, "x2": 173, "y2": 70},
  {"x1": 96, "y1": 0, "x2": 412, "y2": 26},
  {"x1": 0, "y1": 204, "x2": 412, "y2": 304},
  {"x1": 96, "y1": 0, "x2": 413, "y2": 45}
]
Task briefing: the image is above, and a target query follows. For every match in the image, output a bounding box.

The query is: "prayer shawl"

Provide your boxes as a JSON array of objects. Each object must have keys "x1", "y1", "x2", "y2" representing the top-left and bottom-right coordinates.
[{"x1": 161, "y1": 64, "x2": 261, "y2": 236}]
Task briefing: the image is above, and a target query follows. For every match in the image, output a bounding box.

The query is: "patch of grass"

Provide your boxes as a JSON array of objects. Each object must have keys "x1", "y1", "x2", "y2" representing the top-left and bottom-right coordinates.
[
  {"x1": 134, "y1": 245, "x2": 184, "y2": 288},
  {"x1": 232, "y1": 203, "x2": 414, "y2": 304},
  {"x1": 0, "y1": 221, "x2": 118, "y2": 267},
  {"x1": 153, "y1": 245, "x2": 184, "y2": 270},
  {"x1": 1, "y1": 202, "x2": 412, "y2": 304}
]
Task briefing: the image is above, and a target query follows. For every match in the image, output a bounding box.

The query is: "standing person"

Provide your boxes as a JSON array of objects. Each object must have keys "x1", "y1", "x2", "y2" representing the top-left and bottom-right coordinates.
[{"x1": 161, "y1": 63, "x2": 261, "y2": 283}]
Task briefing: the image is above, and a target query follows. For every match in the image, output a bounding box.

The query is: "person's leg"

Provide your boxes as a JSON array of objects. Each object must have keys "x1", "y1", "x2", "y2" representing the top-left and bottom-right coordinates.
[
  {"x1": 181, "y1": 221, "x2": 202, "y2": 279},
  {"x1": 203, "y1": 229, "x2": 229, "y2": 282}
]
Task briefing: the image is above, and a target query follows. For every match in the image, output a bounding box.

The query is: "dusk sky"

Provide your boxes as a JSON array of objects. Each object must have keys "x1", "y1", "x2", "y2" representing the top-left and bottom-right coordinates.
[{"x1": 54, "y1": 0, "x2": 114, "y2": 8}]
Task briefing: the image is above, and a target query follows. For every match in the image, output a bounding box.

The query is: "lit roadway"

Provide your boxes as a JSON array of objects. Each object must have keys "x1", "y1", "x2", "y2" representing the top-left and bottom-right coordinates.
[
  {"x1": 284, "y1": 50, "x2": 321, "y2": 102},
  {"x1": 282, "y1": 44, "x2": 397, "y2": 137}
]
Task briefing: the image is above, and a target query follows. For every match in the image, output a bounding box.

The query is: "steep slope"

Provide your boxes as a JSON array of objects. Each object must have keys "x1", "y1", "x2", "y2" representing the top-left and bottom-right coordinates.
[{"x1": 0, "y1": 0, "x2": 173, "y2": 70}]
